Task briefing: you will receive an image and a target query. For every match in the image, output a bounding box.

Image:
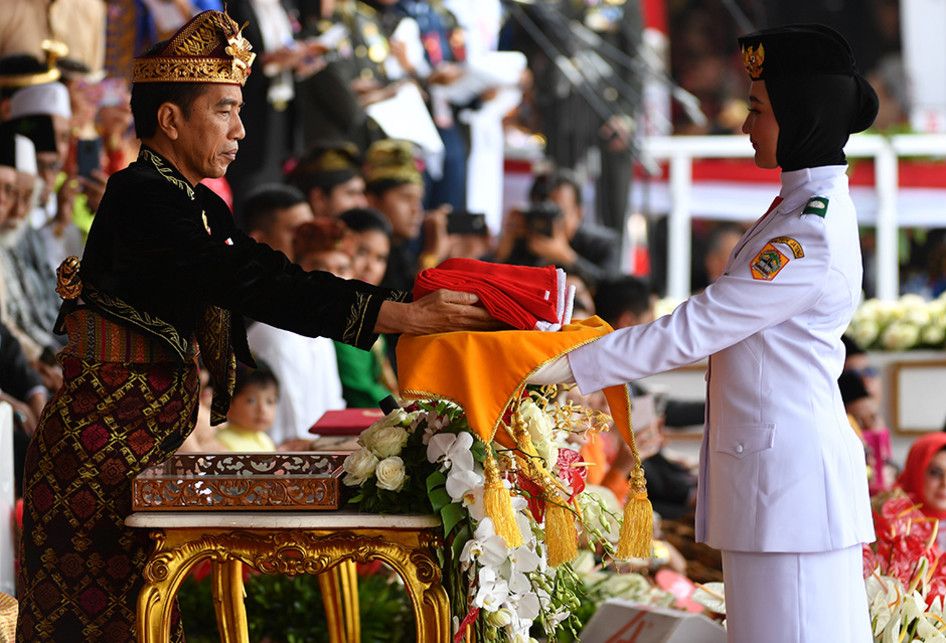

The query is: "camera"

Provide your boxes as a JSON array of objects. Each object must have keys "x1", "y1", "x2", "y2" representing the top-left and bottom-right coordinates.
[
  {"x1": 447, "y1": 211, "x2": 488, "y2": 236},
  {"x1": 524, "y1": 201, "x2": 562, "y2": 237}
]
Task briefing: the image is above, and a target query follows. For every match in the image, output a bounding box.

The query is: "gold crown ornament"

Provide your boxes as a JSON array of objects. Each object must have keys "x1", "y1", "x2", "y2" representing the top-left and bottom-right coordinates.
[
  {"x1": 132, "y1": 11, "x2": 256, "y2": 85},
  {"x1": 364, "y1": 139, "x2": 422, "y2": 185},
  {"x1": 742, "y1": 43, "x2": 765, "y2": 79}
]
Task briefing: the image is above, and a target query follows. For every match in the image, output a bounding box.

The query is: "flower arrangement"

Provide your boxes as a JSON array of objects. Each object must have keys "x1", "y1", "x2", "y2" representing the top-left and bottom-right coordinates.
[
  {"x1": 342, "y1": 390, "x2": 656, "y2": 641},
  {"x1": 862, "y1": 491, "x2": 946, "y2": 641},
  {"x1": 847, "y1": 294, "x2": 946, "y2": 351}
]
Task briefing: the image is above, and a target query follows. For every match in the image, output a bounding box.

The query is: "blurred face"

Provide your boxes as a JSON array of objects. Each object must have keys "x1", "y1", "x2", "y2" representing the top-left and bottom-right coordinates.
[
  {"x1": 326, "y1": 176, "x2": 368, "y2": 217},
  {"x1": 299, "y1": 249, "x2": 353, "y2": 278},
  {"x1": 164, "y1": 84, "x2": 245, "y2": 184},
  {"x1": 742, "y1": 81, "x2": 780, "y2": 169},
  {"x1": 52, "y1": 114, "x2": 71, "y2": 168},
  {"x1": 14, "y1": 172, "x2": 37, "y2": 223},
  {"x1": 549, "y1": 185, "x2": 582, "y2": 238},
  {"x1": 370, "y1": 183, "x2": 423, "y2": 240},
  {"x1": 227, "y1": 383, "x2": 278, "y2": 433},
  {"x1": 36, "y1": 151, "x2": 61, "y2": 201},
  {"x1": 252, "y1": 203, "x2": 314, "y2": 259},
  {"x1": 924, "y1": 450, "x2": 946, "y2": 513},
  {"x1": 349, "y1": 229, "x2": 390, "y2": 286},
  {"x1": 705, "y1": 231, "x2": 743, "y2": 282},
  {"x1": 847, "y1": 396, "x2": 879, "y2": 431},
  {"x1": 0, "y1": 166, "x2": 16, "y2": 226},
  {"x1": 845, "y1": 354, "x2": 882, "y2": 400}
]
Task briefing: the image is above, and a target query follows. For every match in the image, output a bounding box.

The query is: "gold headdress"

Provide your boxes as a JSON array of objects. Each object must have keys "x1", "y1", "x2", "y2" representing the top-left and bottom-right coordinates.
[
  {"x1": 364, "y1": 139, "x2": 422, "y2": 186},
  {"x1": 131, "y1": 11, "x2": 255, "y2": 86}
]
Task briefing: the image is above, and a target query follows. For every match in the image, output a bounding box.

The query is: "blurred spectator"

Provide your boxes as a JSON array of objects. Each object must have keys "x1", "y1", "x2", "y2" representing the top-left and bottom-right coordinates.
[
  {"x1": 216, "y1": 364, "x2": 280, "y2": 452},
  {"x1": 340, "y1": 206, "x2": 391, "y2": 287},
  {"x1": 335, "y1": 207, "x2": 398, "y2": 407},
  {"x1": 49, "y1": 0, "x2": 108, "y2": 75},
  {"x1": 842, "y1": 334, "x2": 882, "y2": 400},
  {"x1": 296, "y1": 0, "x2": 393, "y2": 150},
  {"x1": 594, "y1": 275, "x2": 705, "y2": 429},
  {"x1": 498, "y1": 168, "x2": 620, "y2": 290},
  {"x1": 177, "y1": 366, "x2": 226, "y2": 453},
  {"x1": 839, "y1": 369, "x2": 891, "y2": 495},
  {"x1": 293, "y1": 216, "x2": 354, "y2": 277},
  {"x1": 226, "y1": 0, "x2": 309, "y2": 212},
  {"x1": 287, "y1": 141, "x2": 369, "y2": 218},
  {"x1": 896, "y1": 432, "x2": 946, "y2": 550},
  {"x1": 242, "y1": 183, "x2": 314, "y2": 257},
  {"x1": 0, "y1": 1, "x2": 52, "y2": 62},
  {"x1": 242, "y1": 185, "x2": 347, "y2": 448},
  {"x1": 703, "y1": 223, "x2": 746, "y2": 284},
  {"x1": 0, "y1": 119, "x2": 64, "y2": 362},
  {"x1": 364, "y1": 138, "x2": 426, "y2": 291},
  {"x1": 866, "y1": 55, "x2": 909, "y2": 131}
]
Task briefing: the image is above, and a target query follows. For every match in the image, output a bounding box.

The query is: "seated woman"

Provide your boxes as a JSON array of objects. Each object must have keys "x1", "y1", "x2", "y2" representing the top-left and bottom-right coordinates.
[{"x1": 896, "y1": 432, "x2": 946, "y2": 549}]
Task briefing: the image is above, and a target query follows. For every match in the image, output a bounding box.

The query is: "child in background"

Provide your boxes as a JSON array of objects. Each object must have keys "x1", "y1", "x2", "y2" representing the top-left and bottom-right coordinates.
[
  {"x1": 216, "y1": 364, "x2": 280, "y2": 453},
  {"x1": 334, "y1": 207, "x2": 398, "y2": 407}
]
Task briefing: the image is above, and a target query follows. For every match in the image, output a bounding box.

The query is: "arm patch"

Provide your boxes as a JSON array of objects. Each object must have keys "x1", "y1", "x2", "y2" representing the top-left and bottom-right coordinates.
[{"x1": 802, "y1": 196, "x2": 829, "y2": 217}]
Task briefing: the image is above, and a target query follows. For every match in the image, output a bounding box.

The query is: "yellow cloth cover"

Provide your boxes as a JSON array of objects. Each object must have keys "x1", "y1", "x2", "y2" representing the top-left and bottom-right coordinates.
[
  {"x1": 397, "y1": 316, "x2": 634, "y2": 448},
  {"x1": 396, "y1": 316, "x2": 652, "y2": 559}
]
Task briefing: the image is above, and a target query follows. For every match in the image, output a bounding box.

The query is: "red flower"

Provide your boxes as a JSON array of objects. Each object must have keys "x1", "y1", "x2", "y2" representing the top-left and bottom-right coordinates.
[
  {"x1": 556, "y1": 449, "x2": 588, "y2": 501},
  {"x1": 517, "y1": 472, "x2": 546, "y2": 522}
]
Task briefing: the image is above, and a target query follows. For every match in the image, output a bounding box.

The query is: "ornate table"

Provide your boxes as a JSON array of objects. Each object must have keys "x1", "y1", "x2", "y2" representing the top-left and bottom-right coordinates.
[{"x1": 126, "y1": 511, "x2": 450, "y2": 643}]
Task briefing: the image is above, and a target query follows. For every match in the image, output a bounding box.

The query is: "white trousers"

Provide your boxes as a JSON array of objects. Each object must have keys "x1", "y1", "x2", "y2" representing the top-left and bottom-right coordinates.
[{"x1": 721, "y1": 545, "x2": 871, "y2": 643}]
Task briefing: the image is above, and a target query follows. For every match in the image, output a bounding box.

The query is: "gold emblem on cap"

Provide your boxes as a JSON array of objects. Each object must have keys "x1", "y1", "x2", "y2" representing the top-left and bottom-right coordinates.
[{"x1": 742, "y1": 43, "x2": 765, "y2": 79}]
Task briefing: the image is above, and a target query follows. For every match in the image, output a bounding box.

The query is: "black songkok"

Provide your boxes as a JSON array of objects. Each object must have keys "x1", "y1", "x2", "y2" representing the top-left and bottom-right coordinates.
[{"x1": 738, "y1": 24, "x2": 879, "y2": 171}]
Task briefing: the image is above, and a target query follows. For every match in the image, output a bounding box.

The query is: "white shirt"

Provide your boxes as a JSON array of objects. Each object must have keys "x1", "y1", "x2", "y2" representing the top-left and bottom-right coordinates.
[
  {"x1": 246, "y1": 323, "x2": 346, "y2": 446},
  {"x1": 569, "y1": 165, "x2": 874, "y2": 553}
]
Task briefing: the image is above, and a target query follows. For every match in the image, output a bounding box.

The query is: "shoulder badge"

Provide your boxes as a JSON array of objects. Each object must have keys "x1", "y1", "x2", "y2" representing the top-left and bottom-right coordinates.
[
  {"x1": 802, "y1": 196, "x2": 829, "y2": 217},
  {"x1": 750, "y1": 242, "x2": 789, "y2": 281},
  {"x1": 768, "y1": 236, "x2": 804, "y2": 258}
]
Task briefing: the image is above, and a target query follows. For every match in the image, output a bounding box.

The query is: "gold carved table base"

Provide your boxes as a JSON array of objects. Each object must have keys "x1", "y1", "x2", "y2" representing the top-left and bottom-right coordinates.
[{"x1": 127, "y1": 513, "x2": 449, "y2": 643}]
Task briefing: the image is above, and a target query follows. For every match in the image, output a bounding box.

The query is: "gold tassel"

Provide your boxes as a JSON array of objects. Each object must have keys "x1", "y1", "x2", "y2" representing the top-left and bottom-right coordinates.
[
  {"x1": 483, "y1": 450, "x2": 522, "y2": 548},
  {"x1": 616, "y1": 466, "x2": 654, "y2": 560},
  {"x1": 545, "y1": 498, "x2": 578, "y2": 566}
]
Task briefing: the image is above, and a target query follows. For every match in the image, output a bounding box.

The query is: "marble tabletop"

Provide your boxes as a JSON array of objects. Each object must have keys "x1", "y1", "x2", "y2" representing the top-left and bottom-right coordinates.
[{"x1": 125, "y1": 511, "x2": 441, "y2": 530}]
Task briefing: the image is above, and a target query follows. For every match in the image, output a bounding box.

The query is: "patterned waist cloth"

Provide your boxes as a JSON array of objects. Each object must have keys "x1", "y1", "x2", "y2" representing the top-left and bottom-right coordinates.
[{"x1": 61, "y1": 307, "x2": 197, "y2": 364}]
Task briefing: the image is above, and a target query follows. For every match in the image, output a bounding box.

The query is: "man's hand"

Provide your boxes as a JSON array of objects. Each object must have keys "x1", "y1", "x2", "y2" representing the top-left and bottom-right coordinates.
[
  {"x1": 375, "y1": 289, "x2": 502, "y2": 335},
  {"x1": 527, "y1": 219, "x2": 576, "y2": 267}
]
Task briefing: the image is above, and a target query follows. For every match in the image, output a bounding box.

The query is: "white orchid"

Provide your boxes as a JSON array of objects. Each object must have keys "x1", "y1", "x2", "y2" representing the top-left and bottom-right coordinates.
[
  {"x1": 460, "y1": 518, "x2": 508, "y2": 570},
  {"x1": 445, "y1": 468, "x2": 482, "y2": 503},
  {"x1": 474, "y1": 566, "x2": 510, "y2": 612},
  {"x1": 426, "y1": 431, "x2": 475, "y2": 473},
  {"x1": 507, "y1": 545, "x2": 541, "y2": 594}
]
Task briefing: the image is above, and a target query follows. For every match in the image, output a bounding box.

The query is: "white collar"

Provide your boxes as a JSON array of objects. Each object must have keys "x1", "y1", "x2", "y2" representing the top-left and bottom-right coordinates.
[{"x1": 778, "y1": 165, "x2": 848, "y2": 210}]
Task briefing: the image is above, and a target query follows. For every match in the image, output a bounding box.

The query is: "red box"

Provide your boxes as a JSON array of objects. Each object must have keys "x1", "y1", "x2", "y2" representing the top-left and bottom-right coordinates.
[{"x1": 309, "y1": 408, "x2": 385, "y2": 436}]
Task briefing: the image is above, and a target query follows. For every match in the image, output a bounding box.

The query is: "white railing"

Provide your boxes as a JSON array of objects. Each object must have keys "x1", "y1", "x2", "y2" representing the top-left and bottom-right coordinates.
[{"x1": 640, "y1": 134, "x2": 946, "y2": 301}]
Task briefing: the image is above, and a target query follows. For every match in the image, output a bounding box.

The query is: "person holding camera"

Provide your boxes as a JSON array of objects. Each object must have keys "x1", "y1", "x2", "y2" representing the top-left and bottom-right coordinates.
[{"x1": 496, "y1": 168, "x2": 620, "y2": 290}]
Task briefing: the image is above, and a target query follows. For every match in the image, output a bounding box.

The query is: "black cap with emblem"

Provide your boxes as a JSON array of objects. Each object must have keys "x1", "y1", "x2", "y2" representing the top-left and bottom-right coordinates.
[{"x1": 738, "y1": 24, "x2": 879, "y2": 171}]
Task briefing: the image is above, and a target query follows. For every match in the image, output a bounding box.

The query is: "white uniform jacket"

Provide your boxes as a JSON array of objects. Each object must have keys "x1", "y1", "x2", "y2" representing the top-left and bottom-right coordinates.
[{"x1": 569, "y1": 165, "x2": 874, "y2": 553}]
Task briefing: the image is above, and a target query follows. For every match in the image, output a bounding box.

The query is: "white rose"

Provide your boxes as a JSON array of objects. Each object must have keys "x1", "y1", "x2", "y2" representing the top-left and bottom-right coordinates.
[
  {"x1": 921, "y1": 323, "x2": 946, "y2": 347},
  {"x1": 375, "y1": 456, "x2": 407, "y2": 491},
  {"x1": 849, "y1": 321, "x2": 879, "y2": 349},
  {"x1": 881, "y1": 321, "x2": 920, "y2": 351},
  {"x1": 342, "y1": 448, "x2": 379, "y2": 486},
  {"x1": 363, "y1": 425, "x2": 409, "y2": 458}
]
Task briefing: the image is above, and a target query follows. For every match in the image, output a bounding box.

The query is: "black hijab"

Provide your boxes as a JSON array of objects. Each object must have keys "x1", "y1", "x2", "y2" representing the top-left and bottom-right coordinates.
[{"x1": 738, "y1": 24, "x2": 879, "y2": 171}]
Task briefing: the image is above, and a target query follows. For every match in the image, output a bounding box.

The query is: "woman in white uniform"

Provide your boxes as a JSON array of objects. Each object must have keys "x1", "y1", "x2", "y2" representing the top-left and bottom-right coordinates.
[{"x1": 533, "y1": 24, "x2": 880, "y2": 642}]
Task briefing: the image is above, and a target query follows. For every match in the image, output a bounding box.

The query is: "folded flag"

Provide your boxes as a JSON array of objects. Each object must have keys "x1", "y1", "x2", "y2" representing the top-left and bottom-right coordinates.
[{"x1": 413, "y1": 258, "x2": 576, "y2": 331}]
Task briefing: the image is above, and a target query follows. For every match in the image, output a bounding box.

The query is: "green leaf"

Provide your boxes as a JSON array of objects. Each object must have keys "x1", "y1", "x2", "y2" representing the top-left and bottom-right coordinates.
[
  {"x1": 440, "y1": 502, "x2": 465, "y2": 537},
  {"x1": 426, "y1": 470, "x2": 446, "y2": 492},
  {"x1": 451, "y1": 523, "x2": 472, "y2": 562},
  {"x1": 428, "y1": 487, "x2": 451, "y2": 512}
]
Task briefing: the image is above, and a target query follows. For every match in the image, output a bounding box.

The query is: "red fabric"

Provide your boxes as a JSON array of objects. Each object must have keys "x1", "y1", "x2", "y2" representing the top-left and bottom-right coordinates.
[
  {"x1": 413, "y1": 258, "x2": 559, "y2": 331},
  {"x1": 896, "y1": 432, "x2": 946, "y2": 520}
]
